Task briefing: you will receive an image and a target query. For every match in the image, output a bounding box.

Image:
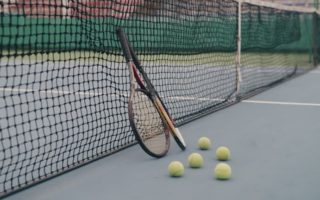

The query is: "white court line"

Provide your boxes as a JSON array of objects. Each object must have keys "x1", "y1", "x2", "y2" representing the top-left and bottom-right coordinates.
[
  {"x1": 242, "y1": 100, "x2": 320, "y2": 107},
  {"x1": 0, "y1": 87, "x2": 230, "y2": 102},
  {"x1": 2, "y1": 87, "x2": 319, "y2": 107},
  {"x1": 166, "y1": 96, "x2": 228, "y2": 102},
  {"x1": 310, "y1": 70, "x2": 320, "y2": 74},
  {"x1": 0, "y1": 87, "x2": 129, "y2": 98},
  {"x1": 310, "y1": 67, "x2": 320, "y2": 73}
]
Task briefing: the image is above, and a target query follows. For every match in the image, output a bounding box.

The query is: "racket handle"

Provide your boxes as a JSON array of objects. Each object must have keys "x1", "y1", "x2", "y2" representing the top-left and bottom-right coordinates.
[
  {"x1": 116, "y1": 28, "x2": 132, "y2": 62},
  {"x1": 174, "y1": 128, "x2": 186, "y2": 147},
  {"x1": 154, "y1": 98, "x2": 186, "y2": 148}
]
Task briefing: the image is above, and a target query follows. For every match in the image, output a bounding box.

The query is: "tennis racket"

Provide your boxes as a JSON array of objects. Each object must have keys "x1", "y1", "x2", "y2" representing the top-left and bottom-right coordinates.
[
  {"x1": 117, "y1": 29, "x2": 169, "y2": 157},
  {"x1": 116, "y1": 28, "x2": 186, "y2": 156}
]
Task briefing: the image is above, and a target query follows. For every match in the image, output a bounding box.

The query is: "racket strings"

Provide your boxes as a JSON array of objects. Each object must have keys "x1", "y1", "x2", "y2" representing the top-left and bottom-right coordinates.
[{"x1": 132, "y1": 90, "x2": 169, "y2": 154}]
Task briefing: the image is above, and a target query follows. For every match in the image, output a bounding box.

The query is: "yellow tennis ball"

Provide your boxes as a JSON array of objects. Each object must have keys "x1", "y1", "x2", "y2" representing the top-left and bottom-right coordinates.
[
  {"x1": 214, "y1": 163, "x2": 232, "y2": 180},
  {"x1": 198, "y1": 137, "x2": 211, "y2": 150},
  {"x1": 188, "y1": 153, "x2": 204, "y2": 168},
  {"x1": 168, "y1": 161, "x2": 184, "y2": 177},
  {"x1": 216, "y1": 146, "x2": 231, "y2": 161}
]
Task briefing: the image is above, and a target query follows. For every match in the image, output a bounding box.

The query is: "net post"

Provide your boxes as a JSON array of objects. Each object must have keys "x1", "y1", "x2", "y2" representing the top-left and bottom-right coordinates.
[
  {"x1": 312, "y1": 12, "x2": 319, "y2": 66},
  {"x1": 236, "y1": 0, "x2": 242, "y2": 94}
]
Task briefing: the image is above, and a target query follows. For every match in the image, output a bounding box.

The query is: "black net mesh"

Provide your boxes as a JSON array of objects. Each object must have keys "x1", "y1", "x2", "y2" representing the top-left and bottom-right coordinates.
[
  {"x1": 239, "y1": 3, "x2": 315, "y2": 96},
  {"x1": 0, "y1": 0, "x2": 318, "y2": 197}
]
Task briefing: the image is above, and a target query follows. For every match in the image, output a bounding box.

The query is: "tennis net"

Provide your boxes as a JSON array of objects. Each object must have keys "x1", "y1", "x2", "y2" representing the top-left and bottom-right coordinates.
[{"x1": 0, "y1": 0, "x2": 319, "y2": 197}]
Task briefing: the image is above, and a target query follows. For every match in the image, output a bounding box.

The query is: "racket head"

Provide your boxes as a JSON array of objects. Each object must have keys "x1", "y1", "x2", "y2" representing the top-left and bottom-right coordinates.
[
  {"x1": 128, "y1": 88, "x2": 170, "y2": 158},
  {"x1": 126, "y1": 36, "x2": 187, "y2": 151}
]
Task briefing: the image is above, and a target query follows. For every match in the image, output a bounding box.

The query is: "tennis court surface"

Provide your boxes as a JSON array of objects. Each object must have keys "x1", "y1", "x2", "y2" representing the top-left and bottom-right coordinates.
[
  {"x1": 1, "y1": 0, "x2": 320, "y2": 199},
  {"x1": 3, "y1": 67, "x2": 320, "y2": 200}
]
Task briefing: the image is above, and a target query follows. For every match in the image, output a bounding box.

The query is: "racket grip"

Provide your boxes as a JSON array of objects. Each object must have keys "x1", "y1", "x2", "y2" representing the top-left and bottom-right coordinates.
[
  {"x1": 174, "y1": 128, "x2": 186, "y2": 147},
  {"x1": 116, "y1": 28, "x2": 133, "y2": 62}
]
